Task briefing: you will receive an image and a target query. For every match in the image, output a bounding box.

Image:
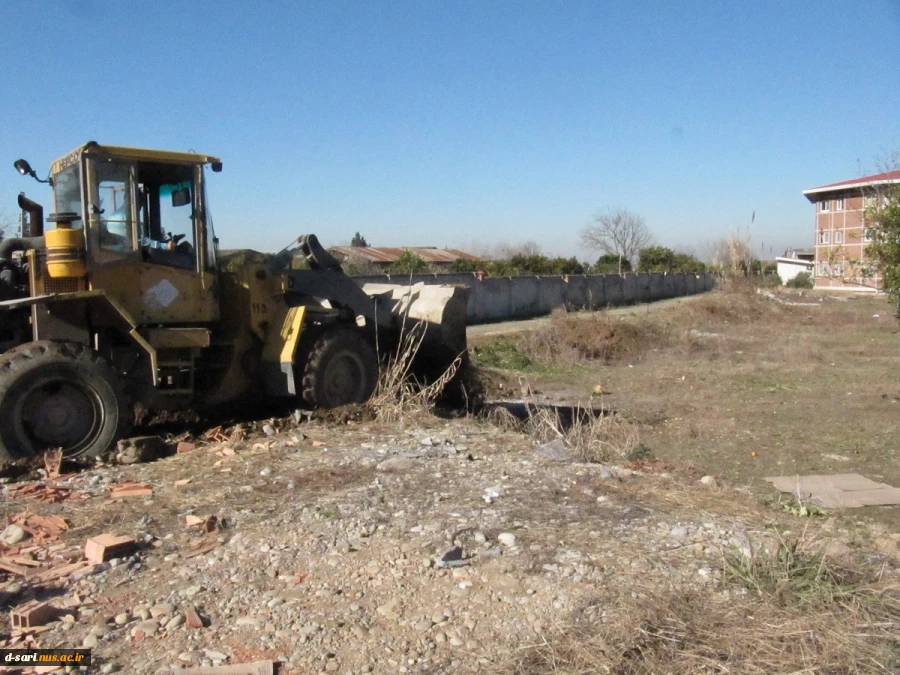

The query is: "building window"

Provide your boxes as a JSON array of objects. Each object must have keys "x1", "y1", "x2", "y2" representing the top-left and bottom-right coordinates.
[
  {"x1": 817, "y1": 263, "x2": 830, "y2": 276},
  {"x1": 832, "y1": 263, "x2": 843, "y2": 277},
  {"x1": 819, "y1": 200, "x2": 830, "y2": 212},
  {"x1": 835, "y1": 198, "x2": 844, "y2": 211},
  {"x1": 864, "y1": 228, "x2": 874, "y2": 242},
  {"x1": 819, "y1": 230, "x2": 830, "y2": 244},
  {"x1": 834, "y1": 230, "x2": 843, "y2": 244}
]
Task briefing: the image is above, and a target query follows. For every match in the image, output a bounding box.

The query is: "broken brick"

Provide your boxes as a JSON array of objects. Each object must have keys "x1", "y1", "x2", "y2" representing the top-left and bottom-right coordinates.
[
  {"x1": 10, "y1": 600, "x2": 59, "y2": 629},
  {"x1": 183, "y1": 606, "x2": 205, "y2": 629},
  {"x1": 109, "y1": 482, "x2": 153, "y2": 498},
  {"x1": 176, "y1": 441, "x2": 197, "y2": 454},
  {"x1": 85, "y1": 534, "x2": 137, "y2": 563}
]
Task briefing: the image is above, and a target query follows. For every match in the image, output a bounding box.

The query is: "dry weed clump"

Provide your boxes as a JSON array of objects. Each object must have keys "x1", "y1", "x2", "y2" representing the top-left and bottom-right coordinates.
[
  {"x1": 524, "y1": 406, "x2": 641, "y2": 463},
  {"x1": 368, "y1": 320, "x2": 462, "y2": 423},
  {"x1": 511, "y1": 537, "x2": 900, "y2": 674},
  {"x1": 517, "y1": 309, "x2": 672, "y2": 366}
]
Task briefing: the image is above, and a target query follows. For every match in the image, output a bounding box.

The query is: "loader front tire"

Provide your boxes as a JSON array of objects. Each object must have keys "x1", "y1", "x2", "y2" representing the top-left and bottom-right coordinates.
[
  {"x1": 302, "y1": 328, "x2": 378, "y2": 409},
  {"x1": 0, "y1": 341, "x2": 130, "y2": 461}
]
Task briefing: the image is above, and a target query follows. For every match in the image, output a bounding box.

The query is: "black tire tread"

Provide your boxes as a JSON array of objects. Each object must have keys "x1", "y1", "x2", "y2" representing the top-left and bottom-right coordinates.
[
  {"x1": 301, "y1": 328, "x2": 378, "y2": 408},
  {"x1": 0, "y1": 341, "x2": 131, "y2": 460}
]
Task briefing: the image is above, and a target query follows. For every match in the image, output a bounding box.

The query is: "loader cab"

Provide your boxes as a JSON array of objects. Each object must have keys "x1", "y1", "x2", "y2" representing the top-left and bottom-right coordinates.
[{"x1": 47, "y1": 143, "x2": 223, "y2": 324}]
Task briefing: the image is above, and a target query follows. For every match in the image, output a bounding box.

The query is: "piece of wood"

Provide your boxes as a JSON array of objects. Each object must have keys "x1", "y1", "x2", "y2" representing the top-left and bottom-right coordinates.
[
  {"x1": 10, "y1": 600, "x2": 59, "y2": 628},
  {"x1": 185, "y1": 516, "x2": 205, "y2": 528},
  {"x1": 183, "y1": 606, "x2": 205, "y2": 629},
  {"x1": 0, "y1": 559, "x2": 35, "y2": 577},
  {"x1": 182, "y1": 541, "x2": 219, "y2": 559},
  {"x1": 33, "y1": 560, "x2": 94, "y2": 583},
  {"x1": 177, "y1": 441, "x2": 197, "y2": 454},
  {"x1": 160, "y1": 660, "x2": 274, "y2": 675},
  {"x1": 85, "y1": 534, "x2": 137, "y2": 563},
  {"x1": 174, "y1": 479, "x2": 192, "y2": 486},
  {"x1": 3, "y1": 556, "x2": 41, "y2": 567}
]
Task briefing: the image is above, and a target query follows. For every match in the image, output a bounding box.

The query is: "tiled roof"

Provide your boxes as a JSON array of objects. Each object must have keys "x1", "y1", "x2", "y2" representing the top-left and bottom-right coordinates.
[
  {"x1": 329, "y1": 246, "x2": 481, "y2": 264},
  {"x1": 803, "y1": 169, "x2": 900, "y2": 199}
]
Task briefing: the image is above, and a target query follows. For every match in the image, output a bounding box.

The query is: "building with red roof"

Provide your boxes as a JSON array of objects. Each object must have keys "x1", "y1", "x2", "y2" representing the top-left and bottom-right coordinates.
[{"x1": 802, "y1": 170, "x2": 900, "y2": 291}]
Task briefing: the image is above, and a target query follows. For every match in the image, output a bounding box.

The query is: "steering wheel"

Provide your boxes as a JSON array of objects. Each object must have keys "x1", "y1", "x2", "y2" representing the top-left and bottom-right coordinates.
[{"x1": 170, "y1": 233, "x2": 187, "y2": 245}]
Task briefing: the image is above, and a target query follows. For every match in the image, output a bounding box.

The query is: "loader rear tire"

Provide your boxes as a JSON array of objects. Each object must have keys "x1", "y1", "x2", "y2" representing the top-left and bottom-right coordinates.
[
  {"x1": 0, "y1": 341, "x2": 131, "y2": 461},
  {"x1": 301, "y1": 328, "x2": 378, "y2": 409}
]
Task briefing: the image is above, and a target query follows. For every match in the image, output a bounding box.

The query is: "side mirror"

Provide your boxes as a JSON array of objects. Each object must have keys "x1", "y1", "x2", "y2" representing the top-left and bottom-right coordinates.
[
  {"x1": 171, "y1": 187, "x2": 191, "y2": 207},
  {"x1": 14, "y1": 159, "x2": 33, "y2": 177},
  {"x1": 210, "y1": 161, "x2": 222, "y2": 173}
]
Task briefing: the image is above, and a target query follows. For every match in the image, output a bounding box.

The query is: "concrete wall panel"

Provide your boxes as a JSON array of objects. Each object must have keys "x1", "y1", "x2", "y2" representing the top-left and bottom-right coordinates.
[{"x1": 353, "y1": 272, "x2": 716, "y2": 324}]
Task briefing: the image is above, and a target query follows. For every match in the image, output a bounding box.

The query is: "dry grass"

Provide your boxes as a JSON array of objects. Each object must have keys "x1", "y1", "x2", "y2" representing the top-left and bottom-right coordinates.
[
  {"x1": 479, "y1": 403, "x2": 642, "y2": 463},
  {"x1": 516, "y1": 308, "x2": 673, "y2": 366},
  {"x1": 509, "y1": 534, "x2": 900, "y2": 674},
  {"x1": 368, "y1": 319, "x2": 462, "y2": 423},
  {"x1": 526, "y1": 407, "x2": 642, "y2": 463}
]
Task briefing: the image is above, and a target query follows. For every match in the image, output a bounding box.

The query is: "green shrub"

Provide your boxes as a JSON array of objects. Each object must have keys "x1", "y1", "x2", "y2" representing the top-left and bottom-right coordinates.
[{"x1": 785, "y1": 272, "x2": 814, "y2": 289}]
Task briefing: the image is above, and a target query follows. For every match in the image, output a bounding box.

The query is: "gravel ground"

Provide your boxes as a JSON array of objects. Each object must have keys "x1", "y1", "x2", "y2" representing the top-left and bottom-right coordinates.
[{"x1": 0, "y1": 414, "x2": 894, "y2": 674}]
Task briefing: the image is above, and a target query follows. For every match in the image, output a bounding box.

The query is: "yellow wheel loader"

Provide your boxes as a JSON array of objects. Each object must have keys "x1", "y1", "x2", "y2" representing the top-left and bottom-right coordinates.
[{"x1": 0, "y1": 142, "x2": 467, "y2": 461}]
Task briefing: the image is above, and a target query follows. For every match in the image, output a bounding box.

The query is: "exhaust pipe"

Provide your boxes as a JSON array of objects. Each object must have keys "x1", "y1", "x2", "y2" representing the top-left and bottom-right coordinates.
[{"x1": 17, "y1": 193, "x2": 44, "y2": 237}]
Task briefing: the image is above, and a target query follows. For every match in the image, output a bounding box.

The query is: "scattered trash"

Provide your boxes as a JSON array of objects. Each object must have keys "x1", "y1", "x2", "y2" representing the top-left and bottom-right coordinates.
[
  {"x1": 177, "y1": 442, "x2": 198, "y2": 454},
  {"x1": 174, "y1": 479, "x2": 192, "y2": 486}
]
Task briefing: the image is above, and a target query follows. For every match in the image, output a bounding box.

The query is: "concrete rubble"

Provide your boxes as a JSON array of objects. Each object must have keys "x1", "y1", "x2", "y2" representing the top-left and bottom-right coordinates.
[{"x1": 0, "y1": 413, "x2": 894, "y2": 674}]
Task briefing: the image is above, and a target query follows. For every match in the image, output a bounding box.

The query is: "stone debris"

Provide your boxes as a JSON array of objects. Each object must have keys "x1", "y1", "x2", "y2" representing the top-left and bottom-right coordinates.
[{"x1": 0, "y1": 415, "x2": 887, "y2": 674}]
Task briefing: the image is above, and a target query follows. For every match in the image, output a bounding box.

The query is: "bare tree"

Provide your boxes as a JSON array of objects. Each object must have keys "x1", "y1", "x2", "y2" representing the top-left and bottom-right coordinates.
[
  {"x1": 0, "y1": 209, "x2": 14, "y2": 243},
  {"x1": 580, "y1": 208, "x2": 653, "y2": 273}
]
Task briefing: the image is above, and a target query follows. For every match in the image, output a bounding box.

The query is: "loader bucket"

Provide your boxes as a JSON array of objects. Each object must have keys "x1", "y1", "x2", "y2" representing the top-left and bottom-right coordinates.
[{"x1": 360, "y1": 282, "x2": 469, "y2": 380}]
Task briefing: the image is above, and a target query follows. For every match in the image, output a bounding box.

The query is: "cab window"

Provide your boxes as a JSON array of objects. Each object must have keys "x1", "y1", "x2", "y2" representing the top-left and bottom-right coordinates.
[
  {"x1": 52, "y1": 165, "x2": 84, "y2": 229},
  {"x1": 135, "y1": 163, "x2": 196, "y2": 270},
  {"x1": 95, "y1": 162, "x2": 134, "y2": 252}
]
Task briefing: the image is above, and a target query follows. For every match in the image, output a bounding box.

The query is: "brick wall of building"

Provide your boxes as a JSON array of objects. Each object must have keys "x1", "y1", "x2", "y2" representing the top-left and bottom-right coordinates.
[{"x1": 812, "y1": 194, "x2": 880, "y2": 290}]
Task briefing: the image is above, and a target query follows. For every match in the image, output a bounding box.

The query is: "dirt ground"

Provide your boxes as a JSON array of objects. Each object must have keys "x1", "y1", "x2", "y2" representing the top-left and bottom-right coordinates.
[
  {"x1": 0, "y1": 285, "x2": 898, "y2": 674},
  {"x1": 471, "y1": 285, "x2": 900, "y2": 524}
]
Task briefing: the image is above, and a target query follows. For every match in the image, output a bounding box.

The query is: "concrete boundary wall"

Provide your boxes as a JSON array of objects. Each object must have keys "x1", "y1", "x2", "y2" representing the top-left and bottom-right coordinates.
[{"x1": 355, "y1": 272, "x2": 716, "y2": 324}]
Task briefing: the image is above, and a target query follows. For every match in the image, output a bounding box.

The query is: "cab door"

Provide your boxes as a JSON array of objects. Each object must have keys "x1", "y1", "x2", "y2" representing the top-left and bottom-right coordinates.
[{"x1": 88, "y1": 159, "x2": 218, "y2": 324}]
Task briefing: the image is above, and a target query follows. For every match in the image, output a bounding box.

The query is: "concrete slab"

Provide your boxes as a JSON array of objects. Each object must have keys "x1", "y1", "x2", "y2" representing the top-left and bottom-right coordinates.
[{"x1": 766, "y1": 473, "x2": 900, "y2": 508}]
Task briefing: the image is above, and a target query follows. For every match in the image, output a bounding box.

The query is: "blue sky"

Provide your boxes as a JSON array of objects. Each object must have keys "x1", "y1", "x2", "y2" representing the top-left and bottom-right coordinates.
[{"x1": 2, "y1": 0, "x2": 900, "y2": 261}]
